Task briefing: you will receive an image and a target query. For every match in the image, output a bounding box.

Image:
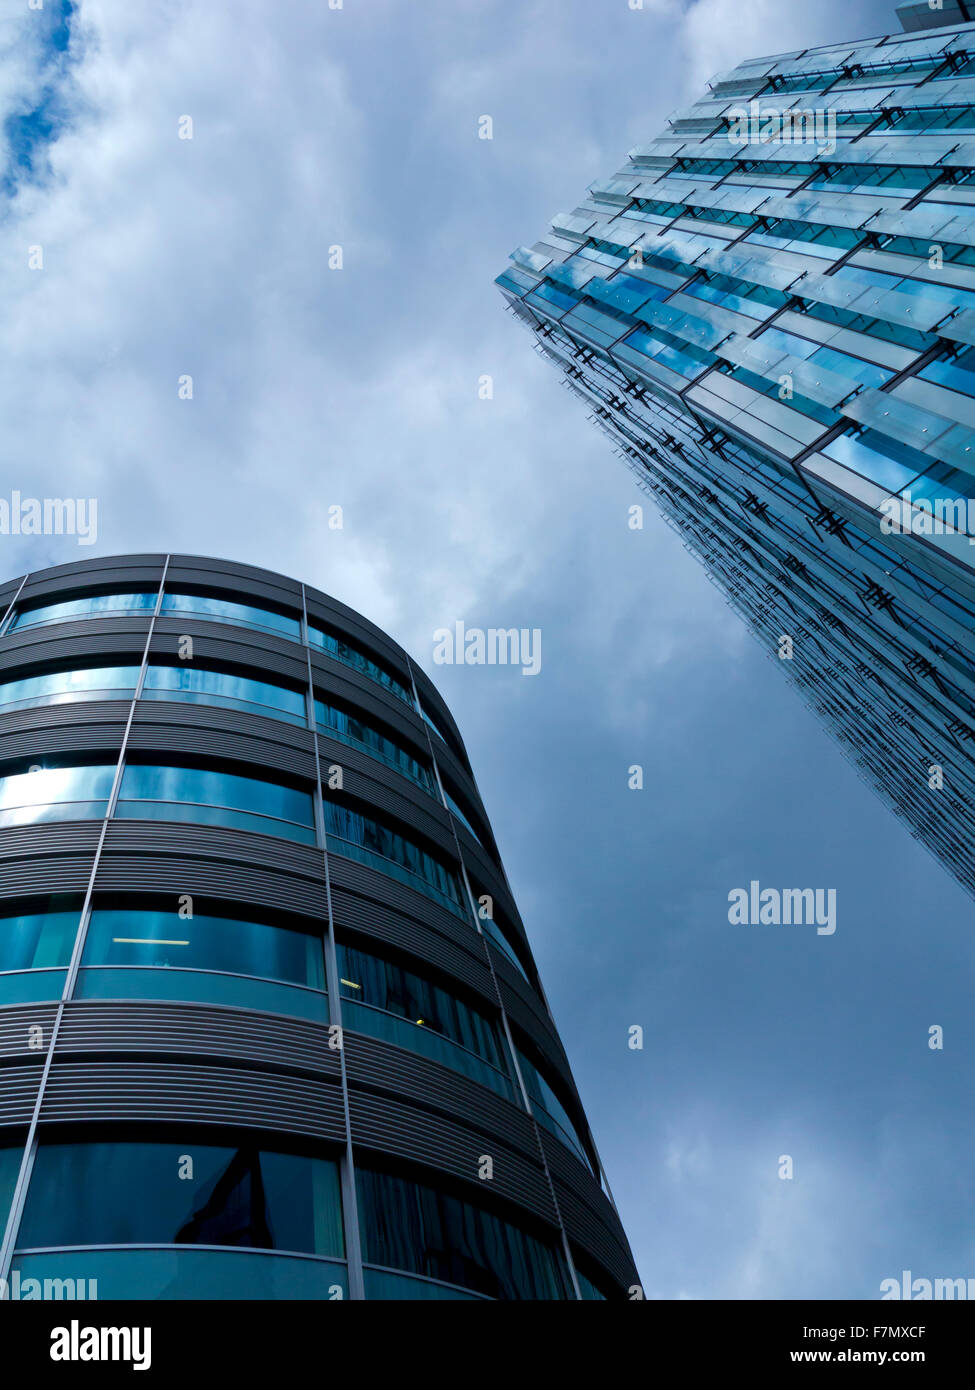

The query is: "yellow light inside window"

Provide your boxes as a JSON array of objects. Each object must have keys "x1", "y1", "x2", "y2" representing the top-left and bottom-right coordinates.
[{"x1": 340, "y1": 978, "x2": 361, "y2": 989}]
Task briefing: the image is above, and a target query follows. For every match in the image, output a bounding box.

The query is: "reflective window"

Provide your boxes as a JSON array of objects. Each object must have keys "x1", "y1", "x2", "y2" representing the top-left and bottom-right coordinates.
[
  {"x1": 76, "y1": 907, "x2": 327, "y2": 1019},
  {"x1": 337, "y1": 942, "x2": 511, "y2": 1096},
  {"x1": 315, "y1": 697, "x2": 434, "y2": 791},
  {"x1": 0, "y1": 1144, "x2": 21, "y2": 1232},
  {"x1": 324, "y1": 800, "x2": 462, "y2": 907},
  {"x1": 308, "y1": 624, "x2": 413, "y2": 705},
  {"x1": 0, "y1": 908, "x2": 77, "y2": 972},
  {"x1": 356, "y1": 1167, "x2": 573, "y2": 1300},
  {"x1": 443, "y1": 787, "x2": 483, "y2": 845},
  {"x1": 0, "y1": 666, "x2": 140, "y2": 713},
  {"x1": 117, "y1": 764, "x2": 316, "y2": 844},
  {"x1": 144, "y1": 665, "x2": 307, "y2": 725},
  {"x1": 0, "y1": 764, "x2": 115, "y2": 828},
  {"x1": 517, "y1": 1046, "x2": 593, "y2": 1171},
  {"x1": 11, "y1": 592, "x2": 156, "y2": 630},
  {"x1": 17, "y1": 1140, "x2": 345, "y2": 1258},
  {"x1": 160, "y1": 592, "x2": 301, "y2": 640}
]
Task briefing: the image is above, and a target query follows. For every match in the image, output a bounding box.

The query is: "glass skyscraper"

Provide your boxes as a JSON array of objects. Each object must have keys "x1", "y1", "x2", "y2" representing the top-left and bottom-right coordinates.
[
  {"x1": 0, "y1": 554, "x2": 637, "y2": 1300},
  {"x1": 498, "y1": 1, "x2": 975, "y2": 897}
]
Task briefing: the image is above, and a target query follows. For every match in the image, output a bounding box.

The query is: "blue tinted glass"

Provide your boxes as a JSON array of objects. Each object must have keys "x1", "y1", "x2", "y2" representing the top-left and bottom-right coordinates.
[
  {"x1": 324, "y1": 800, "x2": 461, "y2": 904},
  {"x1": 0, "y1": 765, "x2": 114, "y2": 828},
  {"x1": 144, "y1": 666, "x2": 306, "y2": 723},
  {"x1": 11, "y1": 593, "x2": 156, "y2": 630},
  {"x1": 337, "y1": 942, "x2": 505, "y2": 1070},
  {"x1": 443, "y1": 789, "x2": 482, "y2": 844},
  {"x1": 83, "y1": 908, "x2": 325, "y2": 988},
  {"x1": 10, "y1": 1248, "x2": 348, "y2": 1300},
  {"x1": 18, "y1": 1141, "x2": 344, "y2": 1257},
  {"x1": 0, "y1": 667, "x2": 139, "y2": 711},
  {"x1": 356, "y1": 1167, "x2": 572, "y2": 1300},
  {"x1": 0, "y1": 969, "x2": 67, "y2": 1005},
  {"x1": 75, "y1": 967, "x2": 328, "y2": 1021},
  {"x1": 517, "y1": 1047, "x2": 593, "y2": 1170},
  {"x1": 0, "y1": 1145, "x2": 21, "y2": 1233},
  {"x1": 161, "y1": 593, "x2": 301, "y2": 639},
  {"x1": 308, "y1": 626, "x2": 413, "y2": 704},
  {"x1": 0, "y1": 910, "x2": 77, "y2": 970},
  {"x1": 118, "y1": 764, "x2": 315, "y2": 837},
  {"x1": 822, "y1": 432, "x2": 925, "y2": 491},
  {"x1": 315, "y1": 699, "x2": 433, "y2": 789}
]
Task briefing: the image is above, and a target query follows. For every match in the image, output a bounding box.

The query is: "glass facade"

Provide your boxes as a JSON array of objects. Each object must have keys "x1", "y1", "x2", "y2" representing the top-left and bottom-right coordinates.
[
  {"x1": 498, "y1": 5, "x2": 975, "y2": 899},
  {"x1": 0, "y1": 555, "x2": 633, "y2": 1300}
]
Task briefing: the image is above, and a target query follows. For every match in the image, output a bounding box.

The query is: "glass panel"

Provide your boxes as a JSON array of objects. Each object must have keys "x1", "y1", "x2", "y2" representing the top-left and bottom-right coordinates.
[
  {"x1": 0, "y1": 667, "x2": 139, "y2": 713},
  {"x1": 314, "y1": 699, "x2": 434, "y2": 790},
  {"x1": 144, "y1": 666, "x2": 306, "y2": 725},
  {"x1": 83, "y1": 908, "x2": 324, "y2": 988},
  {"x1": 517, "y1": 1047, "x2": 593, "y2": 1171},
  {"x1": 308, "y1": 625, "x2": 413, "y2": 704},
  {"x1": 0, "y1": 910, "x2": 78, "y2": 971},
  {"x1": 0, "y1": 765, "x2": 114, "y2": 829},
  {"x1": 356, "y1": 1167, "x2": 573, "y2": 1300},
  {"x1": 9, "y1": 1249, "x2": 348, "y2": 1301},
  {"x1": 323, "y1": 801, "x2": 461, "y2": 906},
  {"x1": 11, "y1": 593, "x2": 156, "y2": 631},
  {"x1": 116, "y1": 765, "x2": 316, "y2": 844},
  {"x1": 0, "y1": 1144, "x2": 22, "y2": 1235},
  {"x1": 337, "y1": 942, "x2": 505, "y2": 1070},
  {"x1": 18, "y1": 1141, "x2": 345, "y2": 1258},
  {"x1": 363, "y1": 1266, "x2": 489, "y2": 1300},
  {"x1": 0, "y1": 969, "x2": 67, "y2": 1006},
  {"x1": 342, "y1": 998, "x2": 514, "y2": 1100},
  {"x1": 74, "y1": 967, "x2": 328, "y2": 1021},
  {"x1": 160, "y1": 592, "x2": 301, "y2": 640}
]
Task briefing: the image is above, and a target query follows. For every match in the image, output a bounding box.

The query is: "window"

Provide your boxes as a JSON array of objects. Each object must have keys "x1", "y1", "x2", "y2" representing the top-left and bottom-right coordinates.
[
  {"x1": 11, "y1": 592, "x2": 156, "y2": 630},
  {"x1": 160, "y1": 592, "x2": 301, "y2": 640},
  {"x1": 0, "y1": 764, "x2": 115, "y2": 828},
  {"x1": 323, "y1": 800, "x2": 462, "y2": 909},
  {"x1": 314, "y1": 697, "x2": 434, "y2": 791},
  {"x1": 308, "y1": 624, "x2": 413, "y2": 705},
  {"x1": 144, "y1": 665, "x2": 307, "y2": 725},
  {"x1": 337, "y1": 941, "x2": 513, "y2": 1098},
  {"x1": 0, "y1": 905, "x2": 78, "y2": 1005},
  {"x1": 357, "y1": 1167, "x2": 573, "y2": 1300},
  {"x1": 17, "y1": 1140, "x2": 344, "y2": 1259},
  {"x1": 76, "y1": 907, "x2": 327, "y2": 1020},
  {"x1": 516, "y1": 1046, "x2": 594, "y2": 1171},
  {"x1": 116, "y1": 764, "x2": 316, "y2": 844},
  {"x1": 0, "y1": 666, "x2": 140, "y2": 713},
  {"x1": 443, "y1": 787, "x2": 484, "y2": 845}
]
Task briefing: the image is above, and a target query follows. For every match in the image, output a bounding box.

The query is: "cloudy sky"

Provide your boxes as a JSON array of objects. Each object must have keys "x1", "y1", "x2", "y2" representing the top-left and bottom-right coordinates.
[{"x1": 3, "y1": 0, "x2": 974, "y2": 1298}]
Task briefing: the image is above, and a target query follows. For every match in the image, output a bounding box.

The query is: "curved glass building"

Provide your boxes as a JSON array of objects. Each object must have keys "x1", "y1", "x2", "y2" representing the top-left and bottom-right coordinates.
[{"x1": 0, "y1": 554, "x2": 636, "y2": 1301}]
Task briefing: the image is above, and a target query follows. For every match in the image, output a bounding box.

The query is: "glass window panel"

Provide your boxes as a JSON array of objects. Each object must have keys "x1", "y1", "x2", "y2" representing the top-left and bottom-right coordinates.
[
  {"x1": 308, "y1": 625, "x2": 413, "y2": 705},
  {"x1": 314, "y1": 698, "x2": 433, "y2": 790},
  {"x1": 160, "y1": 592, "x2": 300, "y2": 640},
  {"x1": 10, "y1": 1248, "x2": 348, "y2": 1301},
  {"x1": 117, "y1": 765, "x2": 316, "y2": 843},
  {"x1": 323, "y1": 800, "x2": 461, "y2": 905},
  {"x1": 11, "y1": 592, "x2": 156, "y2": 631},
  {"x1": 0, "y1": 666, "x2": 139, "y2": 712},
  {"x1": 144, "y1": 665, "x2": 306, "y2": 724},
  {"x1": 336, "y1": 942, "x2": 506, "y2": 1072},
  {"x1": 83, "y1": 908, "x2": 325, "y2": 989},
  {"x1": 74, "y1": 967, "x2": 328, "y2": 1021},
  {"x1": 356, "y1": 1167, "x2": 572, "y2": 1300},
  {"x1": 0, "y1": 909, "x2": 78, "y2": 971},
  {"x1": 18, "y1": 1141, "x2": 344, "y2": 1258},
  {"x1": 516, "y1": 1046, "x2": 594, "y2": 1171},
  {"x1": 0, "y1": 765, "x2": 114, "y2": 828}
]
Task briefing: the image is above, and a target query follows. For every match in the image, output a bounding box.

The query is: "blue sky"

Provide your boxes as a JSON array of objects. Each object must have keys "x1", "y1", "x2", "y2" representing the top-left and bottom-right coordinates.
[{"x1": 2, "y1": 0, "x2": 973, "y2": 1297}]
